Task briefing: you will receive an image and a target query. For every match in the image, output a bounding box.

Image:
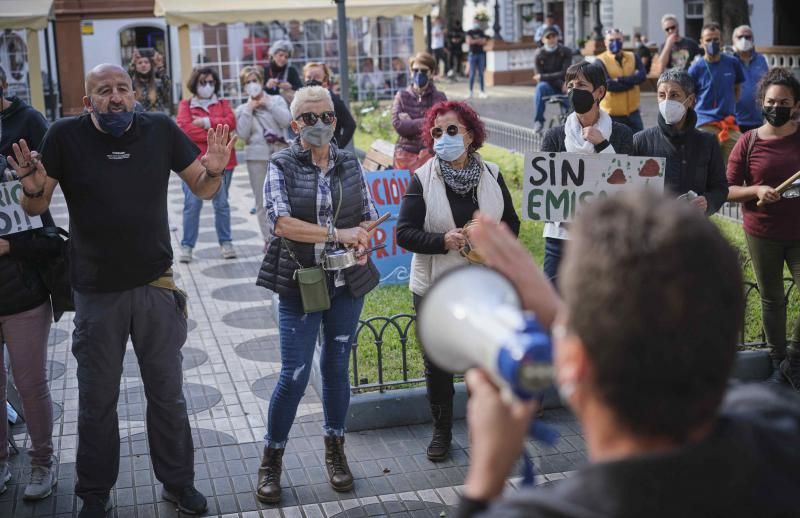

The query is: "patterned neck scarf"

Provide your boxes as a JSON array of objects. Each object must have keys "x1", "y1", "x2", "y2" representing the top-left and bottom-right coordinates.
[{"x1": 439, "y1": 154, "x2": 481, "y2": 196}]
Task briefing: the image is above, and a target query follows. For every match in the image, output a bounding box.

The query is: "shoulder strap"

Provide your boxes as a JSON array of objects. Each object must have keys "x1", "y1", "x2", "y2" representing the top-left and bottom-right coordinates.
[{"x1": 743, "y1": 129, "x2": 758, "y2": 186}]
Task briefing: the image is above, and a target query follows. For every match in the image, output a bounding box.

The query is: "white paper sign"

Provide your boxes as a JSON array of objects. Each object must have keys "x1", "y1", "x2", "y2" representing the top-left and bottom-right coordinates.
[
  {"x1": 522, "y1": 152, "x2": 666, "y2": 222},
  {"x1": 0, "y1": 180, "x2": 44, "y2": 236}
]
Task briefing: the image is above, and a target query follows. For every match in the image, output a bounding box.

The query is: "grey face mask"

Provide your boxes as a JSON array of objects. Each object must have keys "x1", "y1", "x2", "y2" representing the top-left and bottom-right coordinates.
[{"x1": 300, "y1": 120, "x2": 335, "y2": 147}]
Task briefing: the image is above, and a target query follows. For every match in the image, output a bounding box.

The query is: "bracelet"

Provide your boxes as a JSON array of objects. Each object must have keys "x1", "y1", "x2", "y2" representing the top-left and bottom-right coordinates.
[
  {"x1": 205, "y1": 168, "x2": 223, "y2": 179},
  {"x1": 22, "y1": 186, "x2": 45, "y2": 198},
  {"x1": 333, "y1": 228, "x2": 340, "y2": 243},
  {"x1": 594, "y1": 139, "x2": 610, "y2": 153}
]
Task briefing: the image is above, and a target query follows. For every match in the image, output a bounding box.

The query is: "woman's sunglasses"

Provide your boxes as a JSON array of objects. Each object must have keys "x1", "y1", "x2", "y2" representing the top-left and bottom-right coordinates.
[
  {"x1": 296, "y1": 111, "x2": 336, "y2": 126},
  {"x1": 430, "y1": 124, "x2": 465, "y2": 139}
]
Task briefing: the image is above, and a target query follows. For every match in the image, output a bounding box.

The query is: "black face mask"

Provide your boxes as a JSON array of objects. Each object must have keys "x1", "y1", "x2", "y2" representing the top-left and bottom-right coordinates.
[
  {"x1": 305, "y1": 79, "x2": 323, "y2": 87},
  {"x1": 569, "y1": 88, "x2": 596, "y2": 114},
  {"x1": 763, "y1": 106, "x2": 792, "y2": 127}
]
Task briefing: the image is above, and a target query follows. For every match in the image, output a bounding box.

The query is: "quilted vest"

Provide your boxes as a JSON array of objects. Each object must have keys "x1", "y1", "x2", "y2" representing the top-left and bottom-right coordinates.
[
  {"x1": 598, "y1": 51, "x2": 641, "y2": 117},
  {"x1": 256, "y1": 141, "x2": 380, "y2": 299}
]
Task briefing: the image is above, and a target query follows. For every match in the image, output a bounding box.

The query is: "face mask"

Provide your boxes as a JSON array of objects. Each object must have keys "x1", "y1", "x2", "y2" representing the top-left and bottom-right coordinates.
[
  {"x1": 544, "y1": 43, "x2": 558, "y2": 52},
  {"x1": 608, "y1": 40, "x2": 623, "y2": 54},
  {"x1": 433, "y1": 133, "x2": 466, "y2": 162},
  {"x1": 90, "y1": 100, "x2": 134, "y2": 138},
  {"x1": 704, "y1": 41, "x2": 720, "y2": 56},
  {"x1": 659, "y1": 99, "x2": 687, "y2": 125},
  {"x1": 413, "y1": 71, "x2": 429, "y2": 89},
  {"x1": 300, "y1": 120, "x2": 335, "y2": 147},
  {"x1": 762, "y1": 106, "x2": 792, "y2": 127},
  {"x1": 304, "y1": 79, "x2": 323, "y2": 87},
  {"x1": 569, "y1": 88, "x2": 596, "y2": 114},
  {"x1": 245, "y1": 82, "x2": 263, "y2": 98},
  {"x1": 734, "y1": 37, "x2": 753, "y2": 52},
  {"x1": 197, "y1": 84, "x2": 215, "y2": 99}
]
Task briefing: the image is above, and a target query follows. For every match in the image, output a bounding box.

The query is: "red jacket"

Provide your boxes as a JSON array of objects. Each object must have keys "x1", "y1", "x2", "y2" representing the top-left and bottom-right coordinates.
[{"x1": 176, "y1": 96, "x2": 238, "y2": 169}]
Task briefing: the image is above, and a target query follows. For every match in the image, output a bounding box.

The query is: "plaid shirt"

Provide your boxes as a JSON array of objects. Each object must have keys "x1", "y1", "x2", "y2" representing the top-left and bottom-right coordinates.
[{"x1": 264, "y1": 146, "x2": 379, "y2": 261}]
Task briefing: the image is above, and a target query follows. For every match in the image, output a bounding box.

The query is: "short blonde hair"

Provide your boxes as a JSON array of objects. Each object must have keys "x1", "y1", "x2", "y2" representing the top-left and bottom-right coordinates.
[
  {"x1": 302, "y1": 62, "x2": 331, "y2": 83},
  {"x1": 290, "y1": 85, "x2": 334, "y2": 118},
  {"x1": 239, "y1": 65, "x2": 264, "y2": 86}
]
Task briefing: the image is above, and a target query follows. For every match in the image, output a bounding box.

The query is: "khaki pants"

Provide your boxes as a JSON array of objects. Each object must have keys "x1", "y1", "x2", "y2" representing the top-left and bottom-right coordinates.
[{"x1": 698, "y1": 123, "x2": 741, "y2": 164}]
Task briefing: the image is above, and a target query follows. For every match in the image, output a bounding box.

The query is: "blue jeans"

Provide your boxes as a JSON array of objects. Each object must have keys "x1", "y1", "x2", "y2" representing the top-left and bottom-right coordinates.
[
  {"x1": 468, "y1": 52, "x2": 486, "y2": 93},
  {"x1": 543, "y1": 237, "x2": 564, "y2": 286},
  {"x1": 180, "y1": 168, "x2": 233, "y2": 248},
  {"x1": 611, "y1": 110, "x2": 644, "y2": 133},
  {"x1": 266, "y1": 285, "x2": 365, "y2": 448},
  {"x1": 533, "y1": 82, "x2": 568, "y2": 124}
]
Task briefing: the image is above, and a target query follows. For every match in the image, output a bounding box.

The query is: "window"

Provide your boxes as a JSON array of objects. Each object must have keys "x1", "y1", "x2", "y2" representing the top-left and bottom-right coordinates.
[{"x1": 685, "y1": 0, "x2": 703, "y2": 18}]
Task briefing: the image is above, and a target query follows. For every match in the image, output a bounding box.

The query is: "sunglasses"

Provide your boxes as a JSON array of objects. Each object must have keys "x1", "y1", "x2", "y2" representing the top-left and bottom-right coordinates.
[
  {"x1": 664, "y1": 25, "x2": 677, "y2": 33},
  {"x1": 296, "y1": 111, "x2": 336, "y2": 126},
  {"x1": 411, "y1": 68, "x2": 430, "y2": 74},
  {"x1": 430, "y1": 124, "x2": 465, "y2": 139}
]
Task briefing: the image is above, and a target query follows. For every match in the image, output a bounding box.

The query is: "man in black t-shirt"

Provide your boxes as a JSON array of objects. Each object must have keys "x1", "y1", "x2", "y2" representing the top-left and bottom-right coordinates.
[
  {"x1": 11, "y1": 64, "x2": 236, "y2": 518},
  {"x1": 446, "y1": 20, "x2": 466, "y2": 77},
  {"x1": 655, "y1": 14, "x2": 700, "y2": 72},
  {"x1": 466, "y1": 21, "x2": 489, "y2": 98}
]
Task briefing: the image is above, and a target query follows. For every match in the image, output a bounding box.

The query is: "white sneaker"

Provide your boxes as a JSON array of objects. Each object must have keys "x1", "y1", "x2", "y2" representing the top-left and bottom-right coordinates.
[
  {"x1": 179, "y1": 246, "x2": 193, "y2": 263},
  {"x1": 221, "y1": 242, "x2": 237, "y2": 259},
  {"x1": 0, "y1": 462, "x2": 10, "y2": 495},
  {"x1": 478, "y1": 91, "x2": 488, "y2": 99},
  {"x1": 467, "y1": 91, "x2": 474, "y2": 99},
  {"x1": 24, "y1": 461, "x2": 57, "y2": 500},
  {"x1": 533, "y1": 121, "x2": 544, "y2": 133}
]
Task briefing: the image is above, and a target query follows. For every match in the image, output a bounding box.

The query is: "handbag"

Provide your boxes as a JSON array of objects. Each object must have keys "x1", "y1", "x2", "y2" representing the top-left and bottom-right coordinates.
[{"x1": 33, "y1": 226, "x2": 74, "y2": 322}]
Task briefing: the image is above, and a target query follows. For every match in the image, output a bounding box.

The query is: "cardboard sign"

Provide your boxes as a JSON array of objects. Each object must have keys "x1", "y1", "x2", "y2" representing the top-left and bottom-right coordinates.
[
  {"x1": 365, "y1": 169, "x2": 413, "y2": 285},
  {"x1": 0, "y1": 180, "x2": 43, "y2": 236},
  {"x1": 522, "y1": 152, "x2": 666, "y2": 222}
]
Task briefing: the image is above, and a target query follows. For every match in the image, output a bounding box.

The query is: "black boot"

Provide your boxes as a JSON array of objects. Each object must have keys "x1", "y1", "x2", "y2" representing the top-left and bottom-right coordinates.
[
  {"x1": 324, "y1": 436, "x2": 354, "y2": 492},
  {"x1": 765, "y1": 358, "x2": 788, "y2": 385},
  {"x1": 256, "y1": 447, "x2": 284, "y2": 503},
  {"x1": 426, "y1": 403, "x2": 453, "y2": 462},
  {"x1": 780, "y1": 353, "x2": 800, "y2": 391}
]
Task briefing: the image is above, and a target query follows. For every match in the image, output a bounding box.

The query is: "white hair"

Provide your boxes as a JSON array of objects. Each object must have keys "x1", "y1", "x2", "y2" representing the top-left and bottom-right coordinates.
[
  {"x1": 733, "y1": 24, "x2": 753, "y2": 37},
  {"x1": 290, "y1": 85, "x2": 334, "y2": 118},
  {"x1": 661, "y1": 14, "x2": 678, "y2": 26}
]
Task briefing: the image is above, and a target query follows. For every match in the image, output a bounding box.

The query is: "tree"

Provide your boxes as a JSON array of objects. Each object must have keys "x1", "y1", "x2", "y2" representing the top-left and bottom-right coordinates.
[
  {"x1": 703, "y1": 0, "x2": 750, "y2": 42},
  {"x1": 441, "y1": 0, "x2": 465, "y2": 31}
]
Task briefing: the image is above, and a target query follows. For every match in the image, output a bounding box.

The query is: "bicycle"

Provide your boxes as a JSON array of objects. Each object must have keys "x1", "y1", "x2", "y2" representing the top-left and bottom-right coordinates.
[{"x1": 543, "y1": 94, "x2": 570, "y2": 129}]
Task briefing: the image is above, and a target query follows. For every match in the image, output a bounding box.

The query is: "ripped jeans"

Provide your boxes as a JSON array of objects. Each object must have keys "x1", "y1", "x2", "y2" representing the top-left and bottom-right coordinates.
[{"x1": 266, "y1": 285, "x2": 364, "y2": 448}]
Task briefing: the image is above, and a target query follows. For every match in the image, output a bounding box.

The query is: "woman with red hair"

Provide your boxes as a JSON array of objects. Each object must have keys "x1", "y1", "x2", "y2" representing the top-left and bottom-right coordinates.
[{"x1": 397, "y1": 100, "x2": 519, "y2": 461}]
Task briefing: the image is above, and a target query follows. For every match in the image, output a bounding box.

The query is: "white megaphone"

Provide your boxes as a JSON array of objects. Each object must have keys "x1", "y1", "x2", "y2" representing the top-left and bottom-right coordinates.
[{"x1": 417, "y1": 266, "x2": 553, "y2": 401}]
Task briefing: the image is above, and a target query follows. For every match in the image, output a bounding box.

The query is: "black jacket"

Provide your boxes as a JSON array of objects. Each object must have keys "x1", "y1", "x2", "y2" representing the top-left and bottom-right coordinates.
[
  {"x1": 541, "y1": 120, "x2": 634, "y2": 154},
  {"x1": 458, "y1": 384, "x2": 800, "y2": 518},
  {"x1": 331, "y1": 91, "x2": 356, "y2": 149},
  {"x1": 632, "y1": 111, "x2": 728, "y2": 215},
  {"x1": 533, "y1": 45, "x2": 573, "y2": 91}
]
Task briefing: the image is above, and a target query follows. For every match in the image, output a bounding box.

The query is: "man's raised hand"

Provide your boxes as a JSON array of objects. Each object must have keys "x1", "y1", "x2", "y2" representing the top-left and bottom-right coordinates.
[
  {"x1": 201, "y1": 124, "x2": 237, "y2": 175},
  {"x1": 8, "y1": 139, "x2": 47, "y2": 194}
]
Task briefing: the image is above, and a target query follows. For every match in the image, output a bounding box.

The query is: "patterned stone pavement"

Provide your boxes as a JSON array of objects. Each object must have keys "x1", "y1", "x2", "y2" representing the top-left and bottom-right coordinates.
[{"x1": 3, "y1": 167, "x2": 586, "y2": 517}]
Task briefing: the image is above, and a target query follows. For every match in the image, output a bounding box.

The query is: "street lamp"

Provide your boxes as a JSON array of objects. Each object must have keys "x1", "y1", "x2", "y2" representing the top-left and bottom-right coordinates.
[
  {"x1": 493, "y1": 0, "x2": 503, "y2": 40},
  {"x1": 333, "y1": 0, "x2": 351, "y2": 109},
  {"x1": 591, "y1": 0, "x2": 604, "y2": 41}
]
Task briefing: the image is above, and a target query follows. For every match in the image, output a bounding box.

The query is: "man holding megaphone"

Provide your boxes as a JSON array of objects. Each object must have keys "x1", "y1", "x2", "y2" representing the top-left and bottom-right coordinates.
[{"x1": 420, "y1": 192, "x2": 800, "y2": 517}]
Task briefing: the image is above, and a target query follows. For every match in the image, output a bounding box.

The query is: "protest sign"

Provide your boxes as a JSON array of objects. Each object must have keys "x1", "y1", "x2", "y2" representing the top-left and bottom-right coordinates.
[
  {"x1": 0, "y1": 180, "x2": 44, "y2": 236},
  {"x1": 522, "y1": 152, "x2": 665, "y2": 222},
  {"x1": 365, "y1": 169, "x2": 413, "y2": 285}
]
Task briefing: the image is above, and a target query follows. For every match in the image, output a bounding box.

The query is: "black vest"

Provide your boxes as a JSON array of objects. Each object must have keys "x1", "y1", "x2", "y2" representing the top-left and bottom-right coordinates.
[{"x1": 256, "y1": 141, "x2": 380, "y2": 299}]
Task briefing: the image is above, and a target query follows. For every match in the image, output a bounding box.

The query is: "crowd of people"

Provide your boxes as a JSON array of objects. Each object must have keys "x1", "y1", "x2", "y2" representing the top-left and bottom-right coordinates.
[{"x1": 0, "y1": 9, "x2": 798, "y2": 518}]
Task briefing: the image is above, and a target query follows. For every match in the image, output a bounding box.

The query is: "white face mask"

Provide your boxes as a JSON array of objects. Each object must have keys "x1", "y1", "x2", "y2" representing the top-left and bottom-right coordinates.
[
  {"x1": 245, "y1": 82, "x2": 263, "y2": 98},
  {"x1": 544, "y1": 42, "x2": 558, "y2": 52},
  {"x1": 197, "y1": 84, "x2": 215, "y2": 99},
  {"x1": 734, "y1": 37, "x2": 754, "y2": 52},
  {"x1": 659, "y1": 99, "x2": 687, "y2": 125}
]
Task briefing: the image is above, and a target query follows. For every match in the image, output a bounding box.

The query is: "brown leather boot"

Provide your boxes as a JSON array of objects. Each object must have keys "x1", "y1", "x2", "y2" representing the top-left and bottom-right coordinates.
[
  {"x1": 255, "y1": 446, "x2": 283, "y2": 503},
  {"x1": 324, "y1": 436, "x2": 354, "y2": 492}
]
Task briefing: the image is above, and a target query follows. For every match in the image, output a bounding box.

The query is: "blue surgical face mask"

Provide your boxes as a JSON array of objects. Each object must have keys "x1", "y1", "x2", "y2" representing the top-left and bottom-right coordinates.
[
  {"x1": 705, "y1": 41, "x2": 720, "y2": 56},
  {"x1": 91, "y1": 100, "x2": 134, "y2": 138},
  {"x1": 413, "y1": 71, "x2": 429, "y2": 89},
  {"x1": 608, "y1": 39, "x2": 623, "y2": 54},
  {"x1": 433, "y1": 133, "x2": 466, "y2": 162}
]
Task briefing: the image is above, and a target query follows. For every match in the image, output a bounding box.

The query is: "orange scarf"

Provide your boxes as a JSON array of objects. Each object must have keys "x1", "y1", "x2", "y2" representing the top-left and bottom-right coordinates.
[{"x1": 707, "y1": 115, "x2": 740, "y2": 143}]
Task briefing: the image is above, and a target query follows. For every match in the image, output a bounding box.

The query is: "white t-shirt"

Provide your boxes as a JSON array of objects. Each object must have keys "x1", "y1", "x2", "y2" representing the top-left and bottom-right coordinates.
[{"x1": 431, "y1": 24, "x2": 445, "y2": 50}]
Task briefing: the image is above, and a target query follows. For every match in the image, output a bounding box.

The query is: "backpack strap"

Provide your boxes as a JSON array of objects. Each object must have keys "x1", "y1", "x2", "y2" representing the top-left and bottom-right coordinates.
[{"x1": 743, "y1": 129, "x2": 758, "y2": 186}]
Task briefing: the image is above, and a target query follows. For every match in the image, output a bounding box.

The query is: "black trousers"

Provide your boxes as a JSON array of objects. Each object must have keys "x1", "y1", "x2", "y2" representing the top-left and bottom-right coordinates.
[
  {"x1": 72, "y1": 285, "x2": 193, "y2": 500},
  {"x1": 413, "y1": 293, "x2": 455, "y2": 406}
]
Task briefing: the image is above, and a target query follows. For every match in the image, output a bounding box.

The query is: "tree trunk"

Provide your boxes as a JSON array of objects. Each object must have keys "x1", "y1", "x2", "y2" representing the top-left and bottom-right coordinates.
[
  {"x1": 704, "y1": 0, "x2": 750, "y2": 43},
  {"x1": 443, "y1": 0, "x2": 465, "y2": 31}
]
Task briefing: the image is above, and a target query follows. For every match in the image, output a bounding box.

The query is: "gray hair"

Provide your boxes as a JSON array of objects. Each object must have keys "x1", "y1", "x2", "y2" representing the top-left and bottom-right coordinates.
[
  {"x1": 290, "y1": 85, "x2": 334, "y2": 118},
  {"x1": 661, "y1": 14, "x2": 678, "y2": 27},
  {"x1": 657, "y1": 69, "x2": 695, "y2": 96},
  {"x1": 270, "y1": 40, "x2": 293, "y2": 58},
  {"x1": 733, "y1": 24, "x2": 753, "y2": 37}
]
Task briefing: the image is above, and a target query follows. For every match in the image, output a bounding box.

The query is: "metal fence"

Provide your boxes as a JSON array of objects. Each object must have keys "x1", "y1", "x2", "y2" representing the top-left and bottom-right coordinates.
[{"x1": 482, "y1": 117, "x2": 544, "y2": 157}]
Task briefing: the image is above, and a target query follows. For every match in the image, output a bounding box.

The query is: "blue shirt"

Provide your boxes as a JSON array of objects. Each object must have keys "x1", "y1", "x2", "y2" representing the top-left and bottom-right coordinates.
[
  {"x1": 734, "y1": 52, "x2": 769, "y2": 127},
  {"x1": 688, "y1": 54, "x2": 745, "y2": 126}
]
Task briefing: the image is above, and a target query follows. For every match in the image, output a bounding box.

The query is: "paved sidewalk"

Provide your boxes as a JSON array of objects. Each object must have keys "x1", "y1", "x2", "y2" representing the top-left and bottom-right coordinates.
[{"x1": 3, "y1": 167, "x2": 586, "y2": 517}]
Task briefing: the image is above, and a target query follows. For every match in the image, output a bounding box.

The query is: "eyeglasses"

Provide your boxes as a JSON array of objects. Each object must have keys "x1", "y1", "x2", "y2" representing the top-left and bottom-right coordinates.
[
  {"x1": 411, "y1": 68, "x2": 430, "y2": 74},
  {"x1": 296, "y1": 111, "x2": 336, "y2": 126},
  {"x1": 664, "y1": 25, "x2": 677, "y2": 33},
  {"x1": 430, "y1": 124, "x2": 465, "y2": 139},
  {"x1": 198, "y1": 80, "x2": 215, "y2": 87}
]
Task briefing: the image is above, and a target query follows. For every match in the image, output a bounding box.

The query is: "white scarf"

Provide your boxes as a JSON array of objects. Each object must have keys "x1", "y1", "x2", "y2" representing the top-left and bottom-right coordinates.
[{"x1": 563, "y1": 110, "x2": 615, "y2": 154}]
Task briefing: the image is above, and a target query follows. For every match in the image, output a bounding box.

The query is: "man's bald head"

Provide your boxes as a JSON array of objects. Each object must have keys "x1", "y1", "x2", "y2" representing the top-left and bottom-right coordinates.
[{"x1": 85, "y1": 64, "x2": 131, "y2": 95}]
